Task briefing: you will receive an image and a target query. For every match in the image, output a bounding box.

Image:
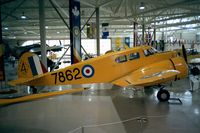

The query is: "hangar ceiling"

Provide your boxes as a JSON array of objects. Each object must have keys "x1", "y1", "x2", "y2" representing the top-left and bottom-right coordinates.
[{"x1": 1, "y1": 0, "x2": 200, "y2": 40}]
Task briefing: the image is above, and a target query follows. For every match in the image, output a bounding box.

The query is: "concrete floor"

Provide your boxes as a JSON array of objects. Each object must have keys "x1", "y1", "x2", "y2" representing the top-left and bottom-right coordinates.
[{"x1": 0, "y1": 78, "x2": 200, "y2": 133}]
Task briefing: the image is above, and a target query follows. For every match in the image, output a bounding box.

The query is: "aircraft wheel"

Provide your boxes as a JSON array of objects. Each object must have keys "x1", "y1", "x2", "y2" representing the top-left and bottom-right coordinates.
[
  {"x1": 30, "y1": 86, "x2": 38, "y2": 94},
  {"x1": 191, "y1": 67, "x2": 200, "y2": 76},
  {"x1": 157, "y1": 89, "x2": 170, "y2": 102}
]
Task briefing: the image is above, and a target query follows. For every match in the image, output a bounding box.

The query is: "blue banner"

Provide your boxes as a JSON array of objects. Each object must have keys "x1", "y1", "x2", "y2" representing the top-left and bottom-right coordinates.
[
  {"x1": 102, "y1": 23, "x2": 109, "y2": 39},
  {"x1": 69, "y1": 0, "x2": 81, "y2": 64},
  {"x1": 125, "y1": 37, "x2": 130, "y2": 47}
]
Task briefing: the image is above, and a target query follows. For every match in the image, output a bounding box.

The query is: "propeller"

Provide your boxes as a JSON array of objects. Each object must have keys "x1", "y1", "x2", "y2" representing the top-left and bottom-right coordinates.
[{"x1": 182, "y1": 44, "x2": 188, "y2": 64}]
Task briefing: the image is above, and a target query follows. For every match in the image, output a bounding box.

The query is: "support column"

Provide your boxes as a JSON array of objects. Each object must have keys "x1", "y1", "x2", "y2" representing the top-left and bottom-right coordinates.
[
  {"x1": 39, "y1": 0, "x2": 47, "y2": 69},
  {"x1": 161, "y1": 32, "x2": 164, "y2": 40},
  {"x1": 153, "y1": 28, "x2": 156, "y2": 42},
  {"x1": 0, "y1": 5, "x2": 5, "y2": 81},
  {"x1": 147, "y1": 27, "x2": 151, "y2": 45},
  {"x1": 161, "y1": 32, "x2": 165, "y2": 51},
  {"x1": 133, "y1": 22, "x2": 138, "y2": 47},
  {"x1": 96, "y1": 7, "x2": 100, "y2": 56},
  {"x1": 142, "y1": 24, "x2": 145, "y2": 44},
  {"x1": 153, "y1": 28, "x2": 156, "y2": 47},
  {"x1": 69, "y1": 0, "x2": 81, "y2": 64},
  {"x1": 180, "y1": 33, "x2": 182, "y2": 40}
]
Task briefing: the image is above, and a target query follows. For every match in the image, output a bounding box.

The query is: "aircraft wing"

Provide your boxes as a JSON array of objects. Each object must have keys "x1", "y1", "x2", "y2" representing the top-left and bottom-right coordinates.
[{"x1": 112, "y1": 68, "x2": 180, "y2": 87}]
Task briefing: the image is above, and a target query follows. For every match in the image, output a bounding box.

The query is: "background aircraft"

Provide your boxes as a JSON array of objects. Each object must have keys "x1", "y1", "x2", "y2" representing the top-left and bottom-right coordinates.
[
  {"x1": 3, "y1": 42, "x2": 62, "y2": 59},
  {"x1": 13, "y1": 43, "x2": 63, "y2": 58},
  {"x1": 9, "y1": 45, "x2": 188, "y2": 102}
]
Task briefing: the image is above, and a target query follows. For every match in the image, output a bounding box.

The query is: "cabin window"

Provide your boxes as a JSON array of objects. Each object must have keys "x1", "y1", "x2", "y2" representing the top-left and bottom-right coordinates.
[
  {"x1": 144, "y1": 49, "x2": 154, "y2": 56},
  {"x1": 143, "y1": 49, "x2": 151, "y2": 56},
  {"x1": 150, "y1": 47, "x2": 158, "y2": 53},
  {"x1": 115, "y1": 55, "x2": 127, "y2": 63},
  {"x1": 129, "y1": 52, "x2": 140, "y2": 60}
]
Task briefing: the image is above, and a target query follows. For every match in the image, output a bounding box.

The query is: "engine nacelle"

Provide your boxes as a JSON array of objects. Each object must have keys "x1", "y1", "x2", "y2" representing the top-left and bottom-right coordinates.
[{"x1": 170, "y1": 57, "x2": 188, "y2": 80}]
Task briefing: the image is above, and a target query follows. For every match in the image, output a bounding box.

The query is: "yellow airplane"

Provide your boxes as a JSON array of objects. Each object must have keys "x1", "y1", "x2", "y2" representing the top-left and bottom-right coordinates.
[{"x1": 9, "y1": 45, "x2": 188, "y2": 102}]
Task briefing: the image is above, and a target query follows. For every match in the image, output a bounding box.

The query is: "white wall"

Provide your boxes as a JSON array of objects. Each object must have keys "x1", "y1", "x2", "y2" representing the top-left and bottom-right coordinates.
[{"x1": 156, "y1": 30, "x2": 200, "y2": 52}]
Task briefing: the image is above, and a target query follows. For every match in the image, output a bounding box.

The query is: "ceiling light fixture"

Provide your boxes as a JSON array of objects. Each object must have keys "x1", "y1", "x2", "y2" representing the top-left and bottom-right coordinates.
[
  {"x1": 21, "y1": 12, "x2": 27, "y2": 19},
  {"x1": 139, "y1": 2, "x2": 145, "y2": 10},
  {"x1": 4, "y1": 27, "x2": 8, "y2": 30}
]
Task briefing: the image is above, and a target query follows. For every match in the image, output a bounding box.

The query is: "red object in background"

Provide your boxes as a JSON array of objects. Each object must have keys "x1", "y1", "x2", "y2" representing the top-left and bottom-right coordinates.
[{"x1": 0, "y1": 55, "x2": 5, "y2": 81}]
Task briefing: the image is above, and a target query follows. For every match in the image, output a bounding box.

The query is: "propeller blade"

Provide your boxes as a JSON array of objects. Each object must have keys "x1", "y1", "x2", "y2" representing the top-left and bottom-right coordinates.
[{"x1": 182, "y1": 44, "x2": 188, "y2": 63}]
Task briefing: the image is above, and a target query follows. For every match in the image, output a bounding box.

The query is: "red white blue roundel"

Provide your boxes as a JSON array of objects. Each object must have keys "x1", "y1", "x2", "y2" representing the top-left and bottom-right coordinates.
[{"x1": 82, "y1": 65, "x2": 94, "y2": 78}]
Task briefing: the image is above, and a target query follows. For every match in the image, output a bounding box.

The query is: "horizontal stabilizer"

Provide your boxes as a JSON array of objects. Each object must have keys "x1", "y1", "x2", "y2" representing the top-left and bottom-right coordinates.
[
  {"x1": 8, "y1": 78, "x2": 32, "y2": 86},
  {"x1": 8, "y1": 74, "x2": 44, "y2": 86}
]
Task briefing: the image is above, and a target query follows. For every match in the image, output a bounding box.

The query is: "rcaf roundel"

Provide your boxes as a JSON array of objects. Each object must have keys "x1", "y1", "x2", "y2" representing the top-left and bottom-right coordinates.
[{"x1": 82, "y1": 65, "x2": 94, "y2": 78}]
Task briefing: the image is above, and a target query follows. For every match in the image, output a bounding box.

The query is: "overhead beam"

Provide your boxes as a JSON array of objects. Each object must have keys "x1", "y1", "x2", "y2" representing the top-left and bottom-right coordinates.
[
  {"x1": 125, "y1": 0, "x2": 127, "y2": 17},
  {"x1": 80, "y1": 0, "x2": 95, "y2": 8},
  {"x1": 135, "y1": 0, "x2": 199, "y2": 16},
  {"x1": 1, "y1": 11, "x2": 18, "y2": 19},
  {"x1": 99, "y1": 0, "x2": 114, "y2": 7},
  {"x1": 179, "y1": 6, "x2": 200, "y2": 13},
  {"x1": 156, "y1": 20, "x2": 200, "y2": 28},
  {"x1": 0, "y1": 0, "x2": 16, "y2": 5},
  {"x1": 148, "y1": 13, "x2": 200, "y2": 24},
  {"x1": 165, "y1": 26, "x2": 200, "y2": 32},
  {"x1": 81, "y1": 10, "x2": 96, "y2": 31},
  {"x1": 49, "y1": 0, "x2": 70, "y2": 30},
  {"x1": 2, "y1": 0, "x2": 26, "y2": 21},
  {"x1": 99, "y1": 7, "x2": 113, "y2": 14},
  {"x1": 114, "y1": 0, "x2": 124, "y2": 14},
  {"x1": 49, "y1": 0, "x2": 69, "y2": 18},
  {"x1": 96, "y1": 0, "x2": 100, "y2": 6}
]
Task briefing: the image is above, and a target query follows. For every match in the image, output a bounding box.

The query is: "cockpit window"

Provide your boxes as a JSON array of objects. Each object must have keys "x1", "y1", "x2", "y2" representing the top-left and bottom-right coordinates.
[
  {"x1": 144, "y1": 48, "x2": 155, "y2": 56},
  {"x1": 151, "y1": 47, "x2": 158, "y2": 53},
  {"x1": 143, "y1": 49, "x2": 151, "y2": 56},
  {"x1": 115, "y1": 55, "x2": 127, "y2": 63},
  {"x1": 129, "y1": 52, "x2": 140, "y2": 60}
]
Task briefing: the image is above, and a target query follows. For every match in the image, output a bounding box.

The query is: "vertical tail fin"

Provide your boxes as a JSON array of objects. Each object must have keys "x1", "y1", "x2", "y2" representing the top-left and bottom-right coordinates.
[
  {"x1": 18, "y1": 52, "x2": 47, "y2": 79},
  {"x1": 9, "y1": 52, "x2": 47, "y2": 86}
]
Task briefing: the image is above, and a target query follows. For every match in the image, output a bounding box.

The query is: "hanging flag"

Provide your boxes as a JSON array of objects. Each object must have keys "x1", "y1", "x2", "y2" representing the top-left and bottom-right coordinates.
[
  {"x1": 102, "y1": 23, "x2": 109, "y2": 39},
  {"x1": 124, "y1": 37, "x2": 130, "y2": 47},
  {"x1": 87, "y1": 22, "x2": 96, "y2": 39},
  {"x1": 69, "y1": 0, "x2": 81, "y2": 64}
]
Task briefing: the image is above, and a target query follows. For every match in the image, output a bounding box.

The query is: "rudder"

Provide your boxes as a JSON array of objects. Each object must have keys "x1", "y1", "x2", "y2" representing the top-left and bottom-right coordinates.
[{"x1": 18, "y1": 52, "x2": 47, "y2": 79}]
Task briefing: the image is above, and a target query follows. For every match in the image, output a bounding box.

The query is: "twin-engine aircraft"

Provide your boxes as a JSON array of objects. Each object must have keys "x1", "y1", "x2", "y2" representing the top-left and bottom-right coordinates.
[{"x1": 9, "y1": 45, "x2": 188, "y2": 102}]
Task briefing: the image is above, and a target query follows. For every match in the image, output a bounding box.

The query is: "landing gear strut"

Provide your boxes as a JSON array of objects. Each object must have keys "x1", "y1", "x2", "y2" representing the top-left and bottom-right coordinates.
[
  {"x1": 157, "y1": 87, "x2": 170, "y2": 102},
  {"x1": 30, "y1": 86, "x2": 38, "y2": 94}
]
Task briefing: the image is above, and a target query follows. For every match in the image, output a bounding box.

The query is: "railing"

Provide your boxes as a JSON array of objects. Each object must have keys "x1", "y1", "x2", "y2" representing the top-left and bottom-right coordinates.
[{"x1": 68, "y1": 115, "x2": 168, "y2": 133}]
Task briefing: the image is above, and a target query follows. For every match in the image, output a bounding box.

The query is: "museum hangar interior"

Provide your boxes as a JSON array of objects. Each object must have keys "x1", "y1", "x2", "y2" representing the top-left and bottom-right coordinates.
[{"x1": 0, "y1": 0, "x2": 200, "y2": 133}]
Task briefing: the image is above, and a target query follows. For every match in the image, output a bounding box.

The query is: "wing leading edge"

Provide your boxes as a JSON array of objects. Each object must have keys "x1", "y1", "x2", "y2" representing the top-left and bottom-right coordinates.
[{"x1": 112, "y1": 67, "x2": 180, "y2": 87}]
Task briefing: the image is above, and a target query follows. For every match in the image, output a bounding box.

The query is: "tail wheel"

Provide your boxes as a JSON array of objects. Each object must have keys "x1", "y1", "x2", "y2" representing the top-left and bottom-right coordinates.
[{"x1": 157, "y1": 89, "x2": 170, "y2": 102}]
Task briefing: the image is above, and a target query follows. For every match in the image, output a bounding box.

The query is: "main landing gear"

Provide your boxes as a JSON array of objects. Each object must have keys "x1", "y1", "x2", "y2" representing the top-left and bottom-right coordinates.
[
  {"x1": 30, "y1": 86, "x2": 38, "y2": 94},
  {"x1": 157, "y1": 86, "x2": 170, "y2": 102}
]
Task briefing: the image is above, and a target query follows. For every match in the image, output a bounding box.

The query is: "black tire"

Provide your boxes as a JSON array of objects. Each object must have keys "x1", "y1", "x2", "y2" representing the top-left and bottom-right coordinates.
[
  {"x1": 157, "y1": 89, "x2": 170, "y2": 102},
  {"x1": 30, "y1": 86, "x2": 38, "y2": 94},
  {"x1": 191, "y1": 67, "x2": 200, "y2": 76}
]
